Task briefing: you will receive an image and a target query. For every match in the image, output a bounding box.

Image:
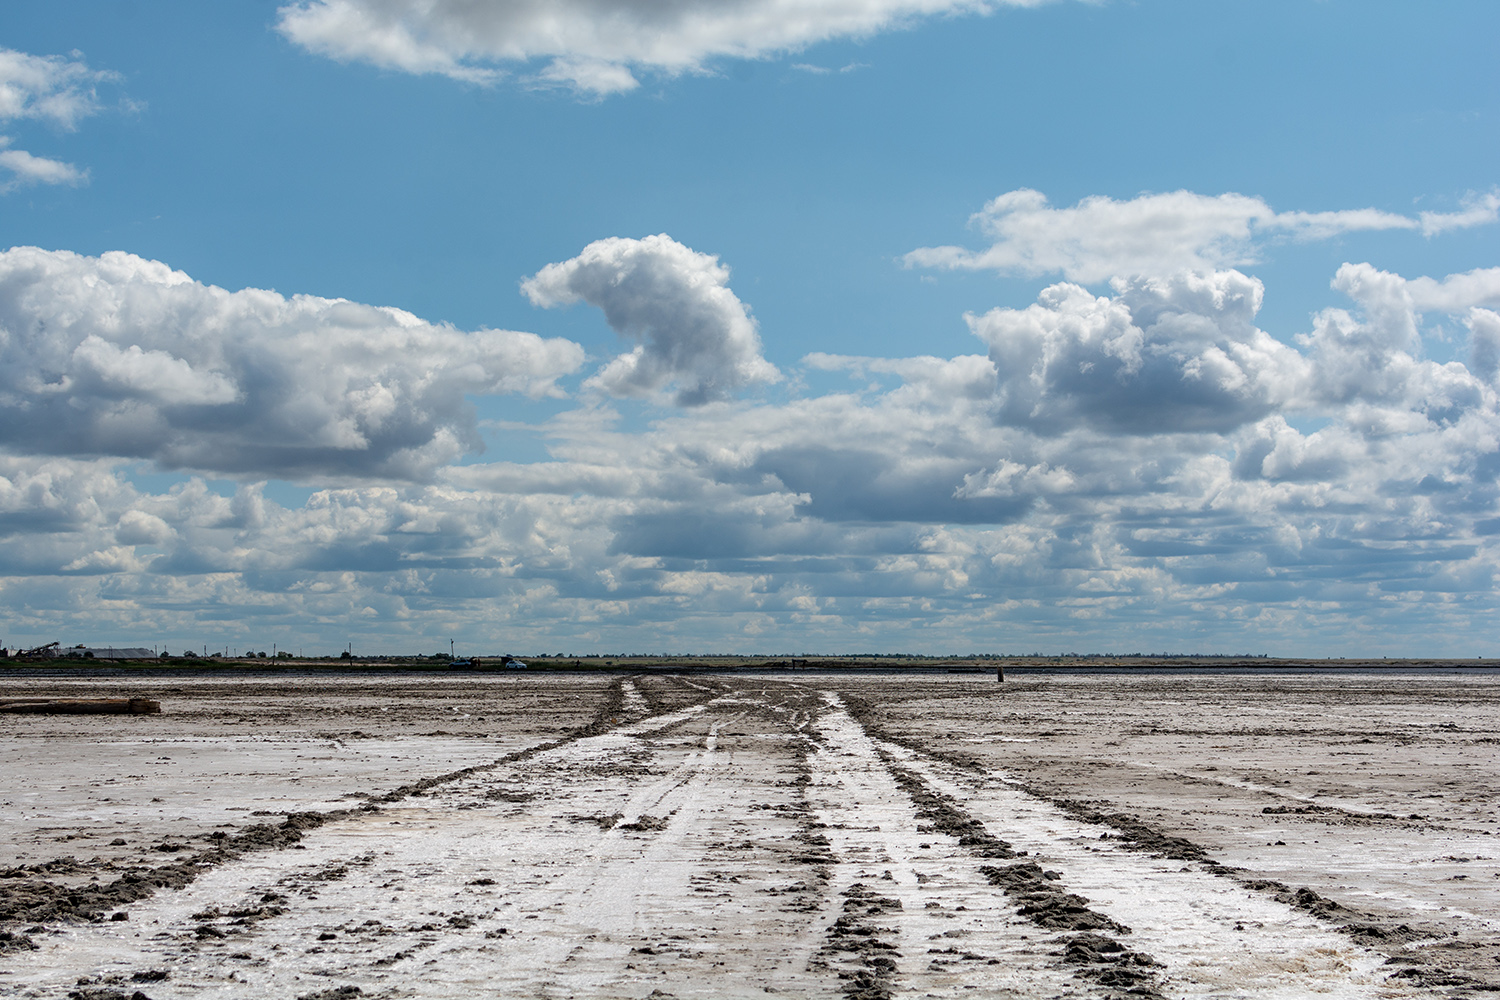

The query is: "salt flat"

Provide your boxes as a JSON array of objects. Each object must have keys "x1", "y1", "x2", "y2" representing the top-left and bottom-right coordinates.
[{"x1": 0, "y1": 669, "x2": 1495, "y2": 998}]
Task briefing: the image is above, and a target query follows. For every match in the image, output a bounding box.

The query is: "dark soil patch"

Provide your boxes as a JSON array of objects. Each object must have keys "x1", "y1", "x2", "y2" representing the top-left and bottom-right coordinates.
[
  {"x1": 296, "y1": 987, "x2": 363, "y2": 1000},
  {"x1": 822, "y1": 882, "x2": 902, "y2": 1000},
  {"x1": 978, "y1": 863, "x2": 1129, "y2": 934},
  {"x1": 618, "y1": 814, "x2": 670, "y2": 832},
  {"x1": 1060, "y1": 931, "x2": 1166, "y2": 999}
]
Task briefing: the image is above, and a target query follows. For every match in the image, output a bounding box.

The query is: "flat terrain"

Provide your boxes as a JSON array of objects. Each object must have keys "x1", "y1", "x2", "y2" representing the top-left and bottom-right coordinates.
[{"x1": 0, "y1": 669, "x2": 1496, "y2": 998}]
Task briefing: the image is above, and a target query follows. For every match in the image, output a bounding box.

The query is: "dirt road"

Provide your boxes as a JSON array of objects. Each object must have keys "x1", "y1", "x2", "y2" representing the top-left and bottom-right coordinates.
[{"x1": 1, "y1": 671, "x2": 1496, "y2": 998}]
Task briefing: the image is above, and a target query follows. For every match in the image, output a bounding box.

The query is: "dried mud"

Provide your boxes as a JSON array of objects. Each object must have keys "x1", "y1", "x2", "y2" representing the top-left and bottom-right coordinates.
[{"x1": 1, "y1": 668, "x2": 1496, "y2": 997}]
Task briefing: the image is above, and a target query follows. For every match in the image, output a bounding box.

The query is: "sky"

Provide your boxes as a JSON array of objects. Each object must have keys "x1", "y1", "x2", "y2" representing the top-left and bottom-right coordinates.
[{"x1": 0, "y1": 0, "x2": 1497, "y2": 658}]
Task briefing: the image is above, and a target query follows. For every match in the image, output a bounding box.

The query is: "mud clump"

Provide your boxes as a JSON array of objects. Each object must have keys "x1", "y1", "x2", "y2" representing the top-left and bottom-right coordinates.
[
  {"x1": 1061, "y1": 931, "x2": 1165, "y2": 998},
  {"x1": 1, "y1": 857, "x2": 90, "y2": 878},
  {"x1": 1239, "y1": 879, "x2": 1356, "y2": 921},
  {"x1": 0, "y1": 861, "x2": 198, "y2": 924},
  {"x1": 1386, "y1": 963, "x2": 1496, "y2": 991},
  {"x1": 220, "y1": 809, "x2": 355, "y2": 852},
  {"x1": 1261, "y1": 803, "x2": 1404, "y2": 823},
  {"x1": 1049, "y1": 801, "x2": 1208, "y2": 861},
  {"x1": 1236, "y1": 878, "x2": 1434, "y2": 949},
  {"x1": 296, "y1": 987, "x2": 363, "y2": 1000},
  {"x1": 789, "y1": 830, "x2": 835, "y2": 866},
  {"x1": 885, "y1": 763, "x2": 1015, "y2": 859},
  {"x1": 618, "y1": 814, "x2": 670, "y2": 832},
  {"x1": 67, "y1": 973, "x2": 162, "y2": 1000},
  {"x1": 573, "y1": 811, "x2": 624, "y2": 830},
  {"x1": 778, "y1": 735, "x2": 834, "y2": 909},
  {"x1": 0, "y1": 928, "x2": 38, "y2": 952},
  {"x1": 0, "y1": 808, "x2": 368, "y2": 925},
  {"x1": 822, "y1": 883, "x2": 903, "y2": 1000},
  {"x1": 978, "y1": 863, "x2": 1128, "y2": 933}
]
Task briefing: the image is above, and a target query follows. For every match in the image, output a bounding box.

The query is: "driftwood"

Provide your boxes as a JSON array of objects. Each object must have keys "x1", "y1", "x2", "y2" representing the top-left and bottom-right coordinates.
[{"x1": 0, "y1": 697, "x2": 161, "y2": 715}]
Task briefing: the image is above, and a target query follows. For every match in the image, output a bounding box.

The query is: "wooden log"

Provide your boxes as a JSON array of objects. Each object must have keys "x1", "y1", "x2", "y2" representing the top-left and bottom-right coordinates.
[{"x1": 0, "y1": 697, "x2": 161, "y2": 715}]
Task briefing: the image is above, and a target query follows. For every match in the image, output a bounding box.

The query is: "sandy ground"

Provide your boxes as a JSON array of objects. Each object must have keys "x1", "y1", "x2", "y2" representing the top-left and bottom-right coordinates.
[{"x1": 0, "y1": 668, "x2": 1496, "y2": 999}]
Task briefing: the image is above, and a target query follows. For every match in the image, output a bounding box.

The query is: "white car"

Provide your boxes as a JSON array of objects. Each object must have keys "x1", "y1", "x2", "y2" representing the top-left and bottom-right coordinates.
[{"x1": 504, "y1": 659, "x2": 528, "y2": 669}]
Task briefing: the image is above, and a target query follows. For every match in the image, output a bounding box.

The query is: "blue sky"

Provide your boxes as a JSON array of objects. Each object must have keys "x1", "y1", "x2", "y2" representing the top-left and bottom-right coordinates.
[{"x1": 1, "y1": 0, "x2": 1497, "y2": 656}]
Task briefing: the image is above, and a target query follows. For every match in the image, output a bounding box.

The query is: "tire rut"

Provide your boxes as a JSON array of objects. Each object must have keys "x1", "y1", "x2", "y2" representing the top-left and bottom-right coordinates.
[
  {"x1": 872, "y1": 735, "x2": 1434, "y2": 998},
  {"x1": 838, "y1": 687, "x2": 1494, "y2": 993},
  {"x1": 7, "y1": 688, "x2": 829, "y2": 999}
]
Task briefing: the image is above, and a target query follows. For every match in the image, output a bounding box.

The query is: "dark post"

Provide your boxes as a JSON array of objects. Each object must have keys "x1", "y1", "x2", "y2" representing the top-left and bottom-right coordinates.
[{"x1": 997, "y1": 662, "x2": 1005, "y2": 682}]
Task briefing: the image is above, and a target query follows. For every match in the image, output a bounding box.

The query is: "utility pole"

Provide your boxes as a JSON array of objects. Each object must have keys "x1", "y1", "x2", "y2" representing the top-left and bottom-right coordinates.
[{"x1": 450, "y1": 638, "x2": 455, "y2": 659}]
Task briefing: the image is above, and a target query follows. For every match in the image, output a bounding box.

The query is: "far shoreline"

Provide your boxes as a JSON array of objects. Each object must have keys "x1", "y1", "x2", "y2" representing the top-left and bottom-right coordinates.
[{"x1": 2, "y1": 654, "x2": 1497, "y2": 678}]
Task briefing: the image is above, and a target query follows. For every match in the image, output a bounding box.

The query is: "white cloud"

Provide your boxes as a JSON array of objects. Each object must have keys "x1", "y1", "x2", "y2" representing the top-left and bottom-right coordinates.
[
  {"x1": 0, "y1": 140, "x2": 87, "y2": 190},
  {"x1": 968, "y1": 269, "x2": 1306, "y2": 434},
  {"x1": 0, "y1": 48, "x2": 112, "y2": 128},
  {"x1": 1469, "y1": 309, "x2": 1500, "y2": 385},
  {"x1": 905, "y1": 189, "x2": 1453, "y2": 283},
  {"x1": 1420, "y1": 190, "x2": 1500, "y2": 237},
  {"x1": 0, "y1": 247, "x2": 584, "y2": 480},
  {"x1": 1400, "y1": 266, "x2": 1500, "y2": 314},
  {"x1": 953, "y1": 459, "x2": 1075, "y2": 498},
  {"x1": 522, "y1": 234, "x2": 778, "y2": 405},
  {"x1": 1297, "y1": 263, "x2": 1492, "y2": 419},
  {"x1": 115, "y1": 509, "x2": 175, "y2": 546},
  {"x1": 276, "y1": 0, "x2": 1045, "y2": 96},
  {"x1": 0, "y1": 48, "x2": 119, "y2": 192},
  {"x1": 4, "y1": 257, "x2": 1500, "y2": 655}
]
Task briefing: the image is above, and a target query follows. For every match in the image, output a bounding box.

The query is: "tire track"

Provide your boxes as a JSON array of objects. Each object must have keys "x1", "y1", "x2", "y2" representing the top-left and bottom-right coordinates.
[
  {"x1": 807, "y1": 693, "x2": 1088, "y2": 999},
  {"x1": 8, "y1": 679, "x2": 1460, "y2": 999},
  {"x1": 0, "y1": 677, "x2": 652, "y2": 932},
  {"x1": 7, "y1": 688, "x2": 833, "y2": 999},
  {"x1": 871, "y1": 734, "x2": 1431, "y2": 999}
]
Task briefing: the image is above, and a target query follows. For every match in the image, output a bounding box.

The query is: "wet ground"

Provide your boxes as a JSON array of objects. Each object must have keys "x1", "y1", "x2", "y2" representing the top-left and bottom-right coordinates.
[{"x1": 0, "y1": 669, "x2": 1496, "y2": 998}]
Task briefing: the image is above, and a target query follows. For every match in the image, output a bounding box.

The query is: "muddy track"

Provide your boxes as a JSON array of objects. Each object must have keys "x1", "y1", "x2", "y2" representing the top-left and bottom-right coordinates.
[
  {"x1": 1, "y1": 677, "x2": 1484, "y2": 998},
  {"x1": 880, "y1": 758, "x2": 1169, "y2": 999},
  {"x1": 0, "y1": 677, "x2": 664, "y2": 930},
  {"x1": 838, "y1": 687, "x2": 1500, "y2": 994}
]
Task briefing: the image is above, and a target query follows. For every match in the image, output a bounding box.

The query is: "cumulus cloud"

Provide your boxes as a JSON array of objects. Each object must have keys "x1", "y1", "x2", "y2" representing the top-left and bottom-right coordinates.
[
  {"x1": 968, "y1": 269, "x2": 1306, "y2": 434},
  {"x1": 276, "y1": 0, "x2": 1043, "y2": 96},
  {"x1": 1399, "y1": 266, "x2": 1500, "y2": 314},
  {"x1": 1294, "y1": 262, "x2": 1493, "y2": 423},
  {"x1": 0, "y1": 247, "x2": 584, "y2": 480},
  {"x1": 1469, "y1": 309, "x2": 1500, "y2": 385},
  {"x1": 904, "y1": 189, "x2": 1470, "y2": 284},
  {"x1": 522, "y1": 234, "x2": 778, "y2": 405},
  {"x1": 0, "y1": 48, "x2": 117, "y2": 191},
  {"x1": 5, "y1": 257, "x2": 1500, "y2": 656}
]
